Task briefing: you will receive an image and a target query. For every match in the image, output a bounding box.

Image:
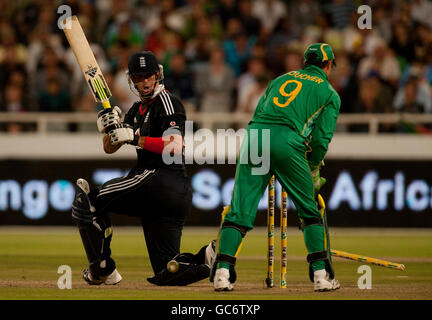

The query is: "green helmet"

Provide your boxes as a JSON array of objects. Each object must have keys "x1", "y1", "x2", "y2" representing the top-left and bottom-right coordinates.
[{"x1": 304, "y1": 43, "x2": 336, "y2": 67}]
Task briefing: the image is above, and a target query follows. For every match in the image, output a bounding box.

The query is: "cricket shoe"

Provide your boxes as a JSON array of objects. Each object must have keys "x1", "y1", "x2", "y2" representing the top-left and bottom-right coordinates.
[
  {"x1": 213, "y1": 268, "x2": 233, "y2": 292},
  {"x1": 313, "y1": 270, "x2": 340, "y2": 292},
  {"x1": 82, "y1": 268, "x2": 122, "y2": 285}
]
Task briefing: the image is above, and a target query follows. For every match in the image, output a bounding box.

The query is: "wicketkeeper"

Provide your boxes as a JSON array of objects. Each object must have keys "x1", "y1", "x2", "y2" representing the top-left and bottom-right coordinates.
[
  {"x1": 72, "y1": 51, "x2": 214, "y2": 286},
  {"x1": 211, "y1": 43, "x2": 341, "y2": 291}
]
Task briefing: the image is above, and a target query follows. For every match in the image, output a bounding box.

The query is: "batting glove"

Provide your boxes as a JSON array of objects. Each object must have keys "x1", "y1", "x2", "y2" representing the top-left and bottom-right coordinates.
[
  {"x1": 310, "y1": 163, "x2": 326, "y2": 193},
  {"x1": 97, "y1": 106, "x2": 122, "y2": 134},
  {"x1": 107, "y1": 123, "x2": 134, "y2": 145}
]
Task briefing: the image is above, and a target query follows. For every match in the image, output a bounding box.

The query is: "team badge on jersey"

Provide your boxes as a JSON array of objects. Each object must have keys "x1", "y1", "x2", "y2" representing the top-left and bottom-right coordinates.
[{"x1": 170, "y1": 121, "x2": 176, "y2": 126}]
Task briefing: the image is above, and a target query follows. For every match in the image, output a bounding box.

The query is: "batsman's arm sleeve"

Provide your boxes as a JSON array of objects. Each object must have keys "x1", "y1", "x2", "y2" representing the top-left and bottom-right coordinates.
[{"x1": 308, "y1": 93, "x2": 341, "y2": 166}]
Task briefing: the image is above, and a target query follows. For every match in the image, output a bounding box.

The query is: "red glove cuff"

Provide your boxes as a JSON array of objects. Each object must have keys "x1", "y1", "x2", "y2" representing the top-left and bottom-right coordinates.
[{"x1": 143, "y1": 137, "x2": 165, "y2": 154}]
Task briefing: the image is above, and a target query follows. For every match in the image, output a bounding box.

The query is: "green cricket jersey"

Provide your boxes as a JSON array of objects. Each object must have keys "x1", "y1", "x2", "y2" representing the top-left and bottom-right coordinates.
[{"x1": 251, "y1": 64, "x2": 341, "y2": 166}]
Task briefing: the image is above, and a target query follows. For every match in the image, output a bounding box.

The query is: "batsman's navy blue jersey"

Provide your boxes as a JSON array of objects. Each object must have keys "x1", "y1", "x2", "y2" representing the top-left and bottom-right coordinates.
[{"x1": 123, "y1": 89, "x2": 186, "y2": 171}]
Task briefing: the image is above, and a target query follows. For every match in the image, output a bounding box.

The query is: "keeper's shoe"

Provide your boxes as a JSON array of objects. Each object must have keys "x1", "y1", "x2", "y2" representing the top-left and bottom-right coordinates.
[
  {"x1": 314, "y1": 271, "x2": 340, "y2": 292},
  {"x1": 82, "y1": 268, "x2": 122, "y2": 286},
  {"x1": 213, "y1": 268, "x2": 233, "y2": 292}
]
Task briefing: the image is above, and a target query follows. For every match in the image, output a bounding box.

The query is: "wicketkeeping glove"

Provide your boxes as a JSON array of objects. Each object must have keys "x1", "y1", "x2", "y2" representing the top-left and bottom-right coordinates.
[
  {"x1": 310, "y1": 162, "x2": 326, "y2": 193},
  {"x1": 107, "y1": 123, "x2": 135, "y2": 145},
  {"x1": 97, "y1": 106, "x2": 122, "y2": 133}
]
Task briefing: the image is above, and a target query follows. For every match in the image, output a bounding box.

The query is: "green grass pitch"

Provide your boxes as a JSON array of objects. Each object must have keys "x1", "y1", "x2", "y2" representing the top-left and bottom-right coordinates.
[{"x1": 0, "y1": 226, "x2": 431, "y2": 300}]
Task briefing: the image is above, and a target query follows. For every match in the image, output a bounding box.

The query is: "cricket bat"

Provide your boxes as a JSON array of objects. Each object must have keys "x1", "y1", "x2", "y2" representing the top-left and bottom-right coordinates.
[{"x1": 63, "y1": 15, "x2": 112, "y2": 109}]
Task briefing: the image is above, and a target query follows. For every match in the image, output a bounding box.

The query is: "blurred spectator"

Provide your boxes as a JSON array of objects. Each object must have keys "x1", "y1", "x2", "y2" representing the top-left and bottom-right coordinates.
[
  {"x1": 223, "y1": 30, "x2": 256, "y2": 77},
  {"x1": 389, "y1": 22, "x2": 416, "y2": 69},
  {"x1": 38, "y1": 77, "x2": 71, "y2": 112},
  {"x1": 411, "y1": 0, "x2": 432, "y2": 29},
  {"x1": 32, "y1": 46, "x2": 69, "y2": 110},
  {"x1": 136, "y1": 0, "x2": 162, "y2": 34},
  {"x1": 105, "y1": 14, "x2": 145, "y2": 65},
  {"x1": 158, "y1": 30, "x2": 184, "y2": 71},
  {"x1": 26, "y1": 24, "x2": 64, "y2": 77},
  {"x1": 13, "y1": 0, "x2": 45, "y2": 42},
  {"x1": 413, "y1": 23, "x2": 432, "y2": 63},
  {"x1": 357, "y1": 40, "x2": 401, "y2": 89},
  {"x1": 267, "y1": 18, "x2": 296, "y2": 65},
  {"x1": 399, "y1": 60, "x2": 432, "y2": 88},
  {"x1": 329, "y1": 51, "x2": 357, "y2": 113},
  {"x1": 394, "y1": 76, "x2": 432, "y2": 114},
  {"x1": 0, "y1": 23, "x2": 27, "y2": 64},
  {"x1": 182, "y1": 2, "x2": 222, "y2": 41},
  {"x1": 283, "y1": 50, "x2": 302, "y2": 73},
  {"x1": 2, "y1": 84, "x2": 25, "y2": 113},
  {"x1": 238, "y1": 0, "x2": 261, "y2": 37},
  {"x1": 216, "y1": 0, "x2": 238, "y2": 28},
  {"x1": 251, "y1": 0, "x2": 287, "y2": 39},
  {"x1": 393, "y1": 75, "x2": 432, "y2": 133},
  {"x1": 8, "y1": 69, "x2": 27, "y2": 90},
  {"x1": 160, "y1": 0, "x2": 191, "y2": 35},
  {"x1": 302, "y1": 11, "x2": 344, "y2": 51},
  {"x1": 351, "y1": 72, "x2": 394, "y2": 132},
  {"x1": 249, "y1": 41, "x2": 267, "y2": 61},
  {"x1": 224, "y1": 17, "x2": 244, "y2": 40},
  {"x1": 238, "y1": 72, "x2": 271, "y2": 113},
  {"x1": 0, "y1": 22, "x2": 28, "y2": 90},
  {"x1": 288, "y1": 0, "x2": 320, "y2": 38},
  {"x1": 373, "y1": 4, "x2": 392, "y2": 44},
  {"x1": 342, "y1": 12, "x2": 363, "y2": 55},
  {"x1": 353, "y1": 73, "x2": 393, "y2": 114},
  {"x1": 36, "y1": 2, "x2": 57, "y2": 31},
  {"x1": 164, "y1": 52, "x2": 196, "y2": 107},
  {"x1": 0, "y1": 84, "x2": 27, "y2": 132},
  {"x1": 145, "y1": 20, "x2": 182, "y2": 65},
  {"x1": 195, "y1": 47, "x2": 235, "y2": 113},
  {"x1": 112, "y1": 50, "x2": 138, "y2": 112},
  {"x1": 6, "y1": 69, "x2": 30, "y2": 110},
  {"x1": 184, "y1": 16, "x2": 219, "y2": 64},
  {"x1": 237, "y1": 56, "x2": 267, "y2": 110},
  {"x1": 323, "y1": 0, "x2": 356, "y2": 29}
]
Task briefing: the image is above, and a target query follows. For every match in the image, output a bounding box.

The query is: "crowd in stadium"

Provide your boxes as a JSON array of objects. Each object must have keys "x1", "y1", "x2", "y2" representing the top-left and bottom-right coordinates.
[{"x1": 0, "y1": 0, "x2": 431, "y2": 133}]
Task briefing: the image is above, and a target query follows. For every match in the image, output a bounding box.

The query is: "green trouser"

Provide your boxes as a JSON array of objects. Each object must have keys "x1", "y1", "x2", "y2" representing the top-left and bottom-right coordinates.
[{"x1": 218, "y1": 122, "x2": 327, "y2": 272}]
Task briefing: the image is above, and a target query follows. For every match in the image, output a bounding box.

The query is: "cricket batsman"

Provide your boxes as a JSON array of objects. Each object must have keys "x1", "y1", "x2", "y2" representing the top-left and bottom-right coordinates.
[
  {"x1": 211, "y1": 43, "x2": 341, "y2": 291},
  {"x1": 71, "y1": 51, "x2": 214, "y2": 286}
]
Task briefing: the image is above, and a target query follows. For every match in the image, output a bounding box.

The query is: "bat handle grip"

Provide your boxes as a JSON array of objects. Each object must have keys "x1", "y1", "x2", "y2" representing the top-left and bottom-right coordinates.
[{"x1": 102, "y1": 100, "x2": 111, "y2": 109}]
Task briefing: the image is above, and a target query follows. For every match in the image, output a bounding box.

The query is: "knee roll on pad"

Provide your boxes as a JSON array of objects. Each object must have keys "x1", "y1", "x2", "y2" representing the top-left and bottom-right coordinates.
[
  {"x1": 71, "y1": 183, "x2": 96, "y2": 224},
  {"x1": 298, "y1": 217, "x2": 323, "y2": 231},
  {"x1": 221, "y1": 221, "x2": 248, "y2": 238}
]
